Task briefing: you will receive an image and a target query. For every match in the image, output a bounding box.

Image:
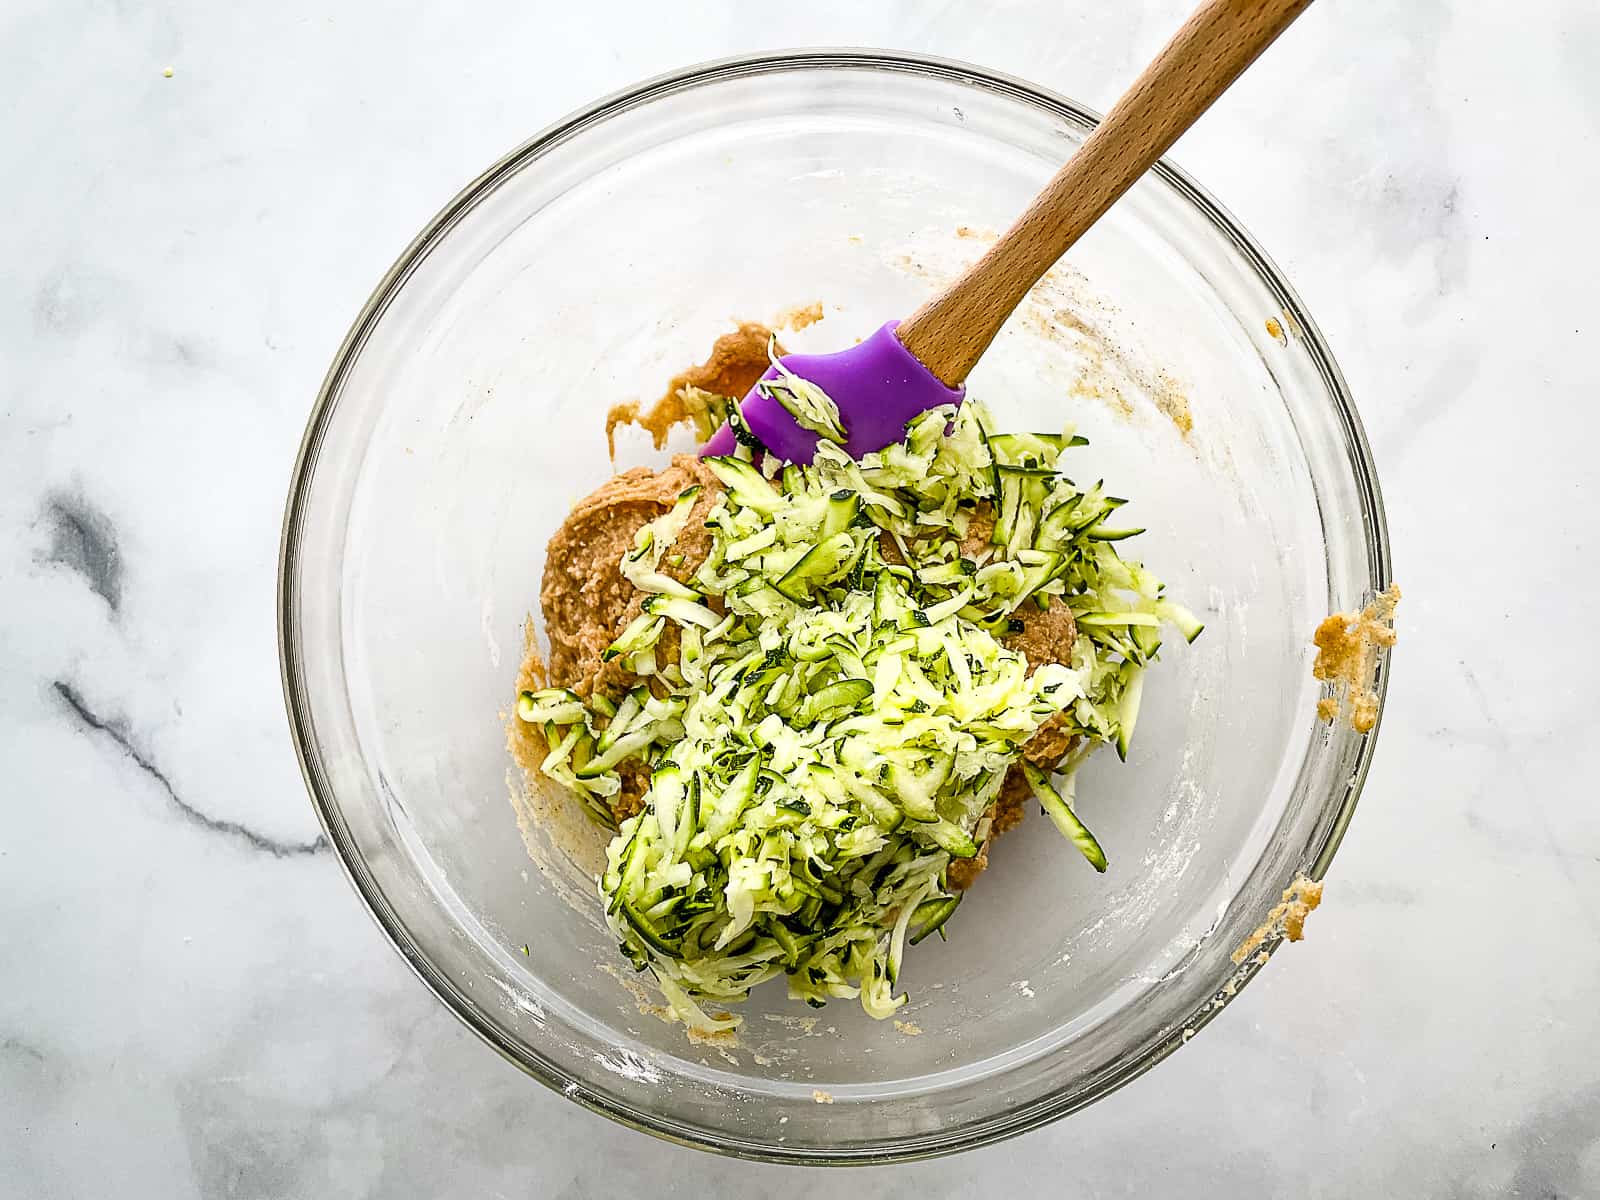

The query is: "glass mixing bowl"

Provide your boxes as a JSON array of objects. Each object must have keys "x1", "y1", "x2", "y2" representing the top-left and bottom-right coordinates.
[{"x1": 279, "y1": 51, "x2": 1391, "y2": 1163}]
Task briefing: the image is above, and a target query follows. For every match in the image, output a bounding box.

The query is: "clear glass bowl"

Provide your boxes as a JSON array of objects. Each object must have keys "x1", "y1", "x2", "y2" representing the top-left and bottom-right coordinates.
[{"x1": 279, "y1": 51, "x2": 1391, "y2": 1163}]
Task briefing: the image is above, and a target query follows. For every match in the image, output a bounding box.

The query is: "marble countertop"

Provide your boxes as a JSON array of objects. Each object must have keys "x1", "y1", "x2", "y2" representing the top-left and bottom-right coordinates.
[{"x1": 5, "y1": 0, "x2": 1597, "y2": 1194}]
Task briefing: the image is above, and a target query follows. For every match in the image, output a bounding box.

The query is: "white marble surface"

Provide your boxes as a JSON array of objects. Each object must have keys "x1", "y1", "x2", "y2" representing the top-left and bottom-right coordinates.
[{"x1": 4, "y1": 0, "x2": 1598, "y2": 1194}]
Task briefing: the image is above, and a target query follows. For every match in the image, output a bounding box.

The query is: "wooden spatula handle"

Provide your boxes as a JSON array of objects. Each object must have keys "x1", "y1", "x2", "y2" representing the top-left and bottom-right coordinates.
[{"x1": 897, "y1": 0, "x2": 1313, "y2": 386}]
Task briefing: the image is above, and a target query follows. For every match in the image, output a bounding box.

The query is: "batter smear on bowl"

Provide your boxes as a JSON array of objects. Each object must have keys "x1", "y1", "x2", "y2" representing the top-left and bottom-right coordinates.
[
  {"x1": 604, "y1": 323, "x2": 773, "y2": 458},
  {"x1": 515, "y1": 336, "x2": 1204, "y2": 1032},
  {"x1": 1312, "y1": 584, "x2": 1400, "y2": 733}
]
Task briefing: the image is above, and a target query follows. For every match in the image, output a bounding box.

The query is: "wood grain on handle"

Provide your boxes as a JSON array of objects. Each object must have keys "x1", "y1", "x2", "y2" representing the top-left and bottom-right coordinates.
[{"x1": 897, "y1": 0, "x2": 1313, "y2": 386}]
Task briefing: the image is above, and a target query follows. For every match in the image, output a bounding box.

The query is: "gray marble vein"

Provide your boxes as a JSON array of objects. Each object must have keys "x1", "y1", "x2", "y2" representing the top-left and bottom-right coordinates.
[
  {"x1": 2, "y1": 0, "x2": 1598, "y2": 1197},
  {"x1": 51, "y1": 680, "x2": 327, "y2": 859},
  {"x1": 36, "y1": 492, "x2": 123, "y2": 614}
]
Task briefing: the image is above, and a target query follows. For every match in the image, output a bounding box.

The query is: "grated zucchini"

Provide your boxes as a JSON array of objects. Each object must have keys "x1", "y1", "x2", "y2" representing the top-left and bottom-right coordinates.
[{"x1": 517, "y1": 394, "x2": 1199, "y2": 1032}]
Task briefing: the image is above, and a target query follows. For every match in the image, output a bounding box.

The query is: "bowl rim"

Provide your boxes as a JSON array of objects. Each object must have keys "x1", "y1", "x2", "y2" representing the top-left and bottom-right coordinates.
[{"x1": 278, "y1": 47, "x2": 1392, "y2": 1165}]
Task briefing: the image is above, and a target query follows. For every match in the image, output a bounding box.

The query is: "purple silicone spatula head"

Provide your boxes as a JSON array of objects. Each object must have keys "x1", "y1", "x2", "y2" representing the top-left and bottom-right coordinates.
[{"x1": 699, "y1": 321, "x2": 963, "y2": 463}]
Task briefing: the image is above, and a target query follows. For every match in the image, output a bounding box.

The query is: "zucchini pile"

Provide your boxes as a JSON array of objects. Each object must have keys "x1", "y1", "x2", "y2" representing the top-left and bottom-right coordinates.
[{"x1": 518, "y1": 399, "x2": 1198, "y2": 1031}]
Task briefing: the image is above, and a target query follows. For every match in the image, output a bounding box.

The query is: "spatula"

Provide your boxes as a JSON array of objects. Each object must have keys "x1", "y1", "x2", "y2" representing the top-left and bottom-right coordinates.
[{"x1": 701, "y1": 0, "x2": 1312, "y2": 462}]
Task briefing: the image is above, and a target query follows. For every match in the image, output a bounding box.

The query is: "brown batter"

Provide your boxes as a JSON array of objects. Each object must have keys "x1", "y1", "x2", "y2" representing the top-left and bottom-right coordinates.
[
  {"x1": 776, "y1": 301, "x2": 824, "y2": 331},
  {"x1": 1231, "y1": 874, "x2": 1324, "y2": 964},
  {"x1": 947, "y1": 595, "x2": 1080, "y2": 890},
  {"x1": 539, "y1": 455, "x2": 722, "y2": 700},
  {"x1": 1312, "y1": 583, "x2": 1400, "y2": 733},
  {"x1": 604, "y1": 323, "x2": 778, "y2": 457},
  {"x1": 878, "y1": 500, "x2": 995, "y2": 568},
  {"x1": 536, "y1": 454, "x2": 724, "y2": 818}
]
